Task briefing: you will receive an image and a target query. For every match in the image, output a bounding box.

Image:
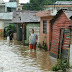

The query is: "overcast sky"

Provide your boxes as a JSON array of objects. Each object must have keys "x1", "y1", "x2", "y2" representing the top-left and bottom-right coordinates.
[{"x1": 3, "y1": 0, "x2": 29, "y2": 3}]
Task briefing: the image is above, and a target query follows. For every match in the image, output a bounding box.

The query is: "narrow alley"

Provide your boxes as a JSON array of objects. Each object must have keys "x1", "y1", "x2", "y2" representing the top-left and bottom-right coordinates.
[{"x1": 0, "y1": 39, "x2": 57, "y2": 72}]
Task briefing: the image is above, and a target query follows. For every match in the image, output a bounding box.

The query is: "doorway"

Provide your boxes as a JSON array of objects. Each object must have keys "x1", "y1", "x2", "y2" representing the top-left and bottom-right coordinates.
[{"x1": 59, "y1": 28, "x2": 70, "y2": 59}]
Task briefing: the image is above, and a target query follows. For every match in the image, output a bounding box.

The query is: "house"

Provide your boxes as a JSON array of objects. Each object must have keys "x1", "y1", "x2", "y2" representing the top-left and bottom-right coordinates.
[
  {"x1": 0, "y1": 12, "x2": 13, "y2": 36},
  {"x1": 5, "y1": 2, "x2": 17, "y2": 12},
  {"x1": 0, "y1": 0, "x2": 5, "y2": 13},
  {"x1": 12, "y1": 10, "x2": 40, "y2": 45},
  {"x1": 44, "y1": 1, "x2": 72, "y2": 10},
  {"x1": 36, "y1": 10, "x2": 57, "y2": 50},
  {"x1": 0, "y1": 0, "x2": 18, "y2": 37},
  {"x1": 49, "y1": 9, "x2": 72, "y2": 58}
]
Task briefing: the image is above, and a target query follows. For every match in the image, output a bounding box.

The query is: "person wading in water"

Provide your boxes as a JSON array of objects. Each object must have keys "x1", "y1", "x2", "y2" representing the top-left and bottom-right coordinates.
[{"x1": 30, "y1": 29, "x2": 38, "y2": 52}]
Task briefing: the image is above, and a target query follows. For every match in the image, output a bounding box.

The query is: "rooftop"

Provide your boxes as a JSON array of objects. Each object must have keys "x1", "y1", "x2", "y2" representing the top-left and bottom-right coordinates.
[
  {"x1": 55, "y1": 1, "x2": 72, "y2": 5},
  {"x1": 12, "y1": 10, "x2": 40, "y2": 23},
  {"x1": 0, "y1": 12, "x2": 13, "y2": 20},
  {"x1": 50, "y1": 9, "x2": 72, "y2": 24}
]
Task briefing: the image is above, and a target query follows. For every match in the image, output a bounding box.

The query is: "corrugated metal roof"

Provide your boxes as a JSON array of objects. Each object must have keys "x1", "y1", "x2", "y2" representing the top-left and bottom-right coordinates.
[
  {"x1": 55, "y1": 1, "x2": 72, "y2": 5},
  {"x1": 0, "y1": 12, "x2": 13, "y2": 20},
  {"x1": 64, "y1": 10, "x2": 72, "y2": 20},
  {"x1": 50, "y1": 9, "x2": 72, "y2": 24},
  {"x1": 12, "y1": 10, "x2": 40, "y2": 23}
]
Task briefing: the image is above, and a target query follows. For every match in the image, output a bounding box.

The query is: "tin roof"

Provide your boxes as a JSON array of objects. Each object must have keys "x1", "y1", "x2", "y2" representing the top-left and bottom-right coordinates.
[
  {"x1": 55, "y1": 1, "x2": 72, "y2": 5},
  {"x1": 0, "y1": 12, "x2": 13, "y2": 20},
  {"x1": 50, "y1": 9, "x2": 72, "y2": 24},
  {"x1": 12, "y1": 10, "x2": 40, "y2": 23},
  {"x1": 64, "y1": 10, "x2": 72, "y2": 20}
]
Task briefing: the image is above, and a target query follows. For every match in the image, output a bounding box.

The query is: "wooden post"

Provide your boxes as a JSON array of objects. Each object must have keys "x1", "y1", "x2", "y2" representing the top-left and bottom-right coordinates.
[
  {"x1": 69, "y1": 16, "x2": 72, "y2": 67},
  {"x1": 22, "y1": 24, "x2": 25, "y2": 45}
]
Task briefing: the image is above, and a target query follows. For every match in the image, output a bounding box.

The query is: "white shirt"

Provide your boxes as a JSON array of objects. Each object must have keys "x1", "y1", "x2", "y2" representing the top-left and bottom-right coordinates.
[{"x1": 30, "y1": 33, "x2": 36, "y2": 44}]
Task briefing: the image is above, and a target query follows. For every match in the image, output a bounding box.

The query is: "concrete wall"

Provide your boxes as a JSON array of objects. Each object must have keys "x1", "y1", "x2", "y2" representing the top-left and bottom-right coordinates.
[
  {"x1": 25, "y1": 23, "x2": 40, "y2": 44},
  {"x1": 0, "y1": 21, "x2": 4, "y2": 29},
  {"x1": 70, "y1": 44, "x2": 72, "y2": 66},
  {"x1": 0, "y1": 21, "x2": 4, "y2": 36},
  {"x1": 0, "y1": 6, "x2": 5, "y2": 13},
  {"x1": 5, "y1": 2, "x2": 17, "y2": 12},
  {"x1": 40, "y1": 16, "x2": 53, "y2": 50}
]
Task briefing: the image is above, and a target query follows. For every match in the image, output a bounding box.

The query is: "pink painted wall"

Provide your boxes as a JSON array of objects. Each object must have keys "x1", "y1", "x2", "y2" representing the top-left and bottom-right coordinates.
[{"x1": 40, "y1": 16, "x2": 54, "y2": 50}]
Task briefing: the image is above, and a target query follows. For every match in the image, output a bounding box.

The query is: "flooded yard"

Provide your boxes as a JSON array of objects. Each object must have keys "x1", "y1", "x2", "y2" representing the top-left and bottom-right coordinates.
[{"x1": 0, "y1": 39, "x2": 57, "y2": 72}]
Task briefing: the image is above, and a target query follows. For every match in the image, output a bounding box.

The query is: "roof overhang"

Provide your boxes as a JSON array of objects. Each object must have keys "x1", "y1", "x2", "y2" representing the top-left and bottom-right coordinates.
[{"x1": 36, "y1": 10, "x2": 51, "y2": 17}]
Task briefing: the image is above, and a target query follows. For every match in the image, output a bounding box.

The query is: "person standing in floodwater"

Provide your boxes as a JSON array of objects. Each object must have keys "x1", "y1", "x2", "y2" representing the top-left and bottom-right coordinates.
[
  {"x1": 30, "y1": 29, "x2": 38, "y2": 51},
  {"x1": 9, "y1": 29, "x2": 13, "y2": 40}
]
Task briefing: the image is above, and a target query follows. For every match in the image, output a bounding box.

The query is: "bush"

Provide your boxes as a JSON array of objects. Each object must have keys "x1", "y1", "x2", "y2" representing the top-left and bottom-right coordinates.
[
  {"x1": 52, "y1": 59, "x2": 70, "y2": 71},
  {"x1": 5, "y1": 25, "x2": 15, "y2": 36},
  {"x1": 38, "y1": 43, "x2": 43, "y2": 50},
  {"x1": 43, "y1": 41, "x2": 48, "y2": 51},
  {"x1": 38, "y1": 42, "x2": 48, "y2": 51}
]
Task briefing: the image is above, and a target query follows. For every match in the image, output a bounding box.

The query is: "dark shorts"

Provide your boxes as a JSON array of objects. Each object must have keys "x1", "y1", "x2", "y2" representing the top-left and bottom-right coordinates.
[{"x1": 30, "y1": 44, "x2": 36, "y2": 50}]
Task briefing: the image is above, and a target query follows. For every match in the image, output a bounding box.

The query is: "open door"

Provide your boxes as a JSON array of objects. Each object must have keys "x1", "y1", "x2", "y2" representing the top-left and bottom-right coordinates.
[{"x1": 59, "y1": 28, "x2": 70, "y2": 59}]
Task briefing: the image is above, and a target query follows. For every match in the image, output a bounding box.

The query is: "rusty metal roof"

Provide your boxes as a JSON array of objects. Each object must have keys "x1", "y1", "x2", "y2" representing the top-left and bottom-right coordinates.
[{"x1": 12, "y1": 10, "x2": 40, "y2": 23}]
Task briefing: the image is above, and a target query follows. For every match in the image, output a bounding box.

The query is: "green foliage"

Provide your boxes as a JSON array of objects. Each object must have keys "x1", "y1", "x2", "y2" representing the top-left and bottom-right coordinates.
[
  {"x1": 38, "y1": 43, "x2": 42, "y2": 48},
  {"x1": 38, "y1": 41, "x2": 48, "y2": 51},
  {"x1": 24, "y1": 43, "x2": 29, "y2": 46},
  {"x1": 23, "y1": 0, "x2": 72, "y2": 10},
  {"x1": 5, "y1": 25, "x2": 15, "y2": 36},
  {"x1": 43, "y1": 41, "x2": 48, "y2": 51},
  {"x1": 52, "y1": 59, "x2": 70, "y2": 71},
  {"x1": 23, "y1": 0, "x2": 53, "y2": 10}
]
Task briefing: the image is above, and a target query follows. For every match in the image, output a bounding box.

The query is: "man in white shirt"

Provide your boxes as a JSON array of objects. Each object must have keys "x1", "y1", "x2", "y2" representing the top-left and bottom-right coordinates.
[{"x1": 30, "y1": 29, "x2": 38, "y2": 51}]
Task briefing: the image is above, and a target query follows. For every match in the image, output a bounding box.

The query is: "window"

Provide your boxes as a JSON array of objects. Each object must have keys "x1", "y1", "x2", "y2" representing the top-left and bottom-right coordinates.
[{"x1": 43, "y1": 20, "x2": 47, "y2": 34}]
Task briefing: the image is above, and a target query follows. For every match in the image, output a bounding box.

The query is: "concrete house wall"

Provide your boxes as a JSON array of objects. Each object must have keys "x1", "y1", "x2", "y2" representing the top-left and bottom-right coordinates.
[
  {"x1": 36, "y1": 10, "x2": 57, "y2": 50},
  {"x1": 0, "y1": 5, "x2": 5, "y2": 13},
  {"x1": 40, "y1": 16, "x2": 53, "y2": 50}
]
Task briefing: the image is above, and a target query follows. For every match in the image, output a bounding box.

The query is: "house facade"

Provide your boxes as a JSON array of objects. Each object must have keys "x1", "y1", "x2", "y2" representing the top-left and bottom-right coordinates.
[
  {"x1": 50, "y1": 9, "x2": 72, "y2": 58},
  {"x1": 44, "y1": 1, "x2": 72, "y2": 10},
  {"x1": 36, "y1": 10, "x2": 57, "y2": 50},
  {"x1": 0, "y1": 0, "x2": 17, "y2": 37},
  {"x1": 12, "y1": 10, "x2": 40, "y2": 45}
]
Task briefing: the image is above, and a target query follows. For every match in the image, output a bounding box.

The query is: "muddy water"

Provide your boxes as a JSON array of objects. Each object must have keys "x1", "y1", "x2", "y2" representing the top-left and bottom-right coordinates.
[{"x1": 0, "y1": 39, "x2": 57, "y2": 72}]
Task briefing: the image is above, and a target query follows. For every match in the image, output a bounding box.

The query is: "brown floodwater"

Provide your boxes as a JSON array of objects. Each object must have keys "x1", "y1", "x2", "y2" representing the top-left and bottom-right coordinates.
[{"x1": 0, "y1": 39, "x2": 57, "y2": 72}]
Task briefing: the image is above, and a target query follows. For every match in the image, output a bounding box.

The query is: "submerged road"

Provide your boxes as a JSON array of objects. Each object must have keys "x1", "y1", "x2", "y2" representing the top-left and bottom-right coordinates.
[{"x1": 0, "y1": 40, "x2": 57, "y2": 72}]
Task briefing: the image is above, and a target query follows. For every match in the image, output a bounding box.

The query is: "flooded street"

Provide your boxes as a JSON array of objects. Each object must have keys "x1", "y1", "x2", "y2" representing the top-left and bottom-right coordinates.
[{"x1": 0, "y1": 39, "x2": 57, "y2": 72}]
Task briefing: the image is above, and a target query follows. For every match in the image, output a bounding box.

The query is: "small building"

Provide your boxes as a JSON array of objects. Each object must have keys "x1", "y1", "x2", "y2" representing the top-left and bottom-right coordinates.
[
  {"x1": 0, "y1": 12, "x2": 13, "y2": 36},
  {"x1": 36, "y1": 10, "x2": 57, "y2": 50},
  {"x1": 49, "y1": 9, "x2": 72, "y2": 58},
  {"x1": 5, "y1": 2, "x2": 17, "y2": 12},
  {"x1": 12, "y1": 10, "x2": 40, "y2": 45},
  {"x1": 44, "y1": 1, "x2": 72, "y2": 10},
  {"x1": 0, "y1": 0, "x2": 5, "y2": 13}
]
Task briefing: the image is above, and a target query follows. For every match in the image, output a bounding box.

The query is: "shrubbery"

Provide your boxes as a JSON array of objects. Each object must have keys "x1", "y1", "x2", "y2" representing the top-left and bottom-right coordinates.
[{"x1": 52, "y1": 59, "x2": 69, "y2": 71}]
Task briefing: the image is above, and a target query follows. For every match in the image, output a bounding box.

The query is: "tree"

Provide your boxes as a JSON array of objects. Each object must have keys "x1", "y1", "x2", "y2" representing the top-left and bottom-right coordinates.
[
  {"x1": 23, "y1": 0, "x2": 53, "y2": 11},
  {"x1": 23, "y1": 0, "x2": 72, "y2": 10}
]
